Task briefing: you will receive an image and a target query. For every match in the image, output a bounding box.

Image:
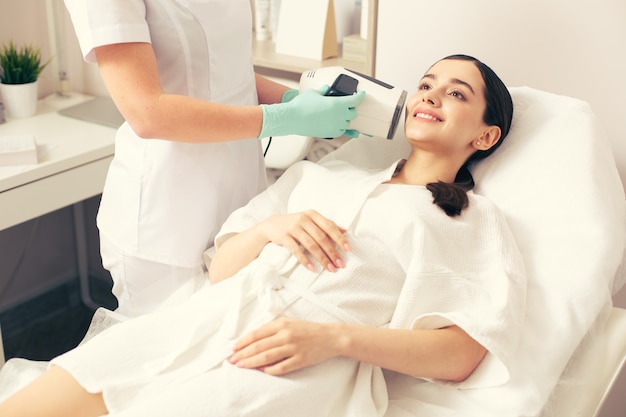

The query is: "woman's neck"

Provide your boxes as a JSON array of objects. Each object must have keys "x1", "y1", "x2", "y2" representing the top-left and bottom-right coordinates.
[{"x1": 389, "y1": 150, "x2": 464, "y2": 185}]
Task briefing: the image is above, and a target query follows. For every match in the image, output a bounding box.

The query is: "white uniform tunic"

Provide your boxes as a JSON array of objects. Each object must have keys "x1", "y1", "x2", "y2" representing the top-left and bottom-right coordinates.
[
  {"x1": 50, "y1": 160, "x2": 526, "y2": 417},
  {"x1": 64, "y1": 0, "x2": 267, "y2": 269}
]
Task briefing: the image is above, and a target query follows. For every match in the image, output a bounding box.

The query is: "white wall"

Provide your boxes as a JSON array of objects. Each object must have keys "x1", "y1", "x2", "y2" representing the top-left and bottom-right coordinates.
[
  {"x1": 0, "y1": 0, "x2": 104, "y2": 98},
  {"x1": 0, "y1": 1, "x2": 55, "y2": 98}
]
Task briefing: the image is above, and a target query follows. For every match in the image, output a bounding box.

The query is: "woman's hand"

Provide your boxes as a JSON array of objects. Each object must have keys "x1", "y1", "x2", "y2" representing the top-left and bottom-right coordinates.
[
  {"x1": 260, "y1": 210, "x2": 351, "y2": 272},
  {"x1": 229, "y1": 317, "x2": 343, "y2": 375},
  {"x1": 210, "y1": 210, "x2": 350, "y2": 284}
]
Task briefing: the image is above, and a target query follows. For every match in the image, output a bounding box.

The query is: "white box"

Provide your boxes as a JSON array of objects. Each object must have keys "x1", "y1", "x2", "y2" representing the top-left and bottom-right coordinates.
[{"x1": 0, "y1": 135, "x2": 38, "y2": 166}]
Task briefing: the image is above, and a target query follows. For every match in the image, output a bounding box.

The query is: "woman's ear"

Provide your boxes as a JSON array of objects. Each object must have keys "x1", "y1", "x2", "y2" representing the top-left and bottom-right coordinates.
[{"x1": 474, "y1": 126, "x2": 501, "y2": 150}]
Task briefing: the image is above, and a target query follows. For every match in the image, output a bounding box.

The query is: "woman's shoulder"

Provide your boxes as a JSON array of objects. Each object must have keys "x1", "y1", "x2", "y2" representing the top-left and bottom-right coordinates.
[
  {"x1": 467, "y1": 191, "x2": 500, "y2": 210},
  {"x1": 465, "y1": 191, "x2": 509, "y2": 224}
]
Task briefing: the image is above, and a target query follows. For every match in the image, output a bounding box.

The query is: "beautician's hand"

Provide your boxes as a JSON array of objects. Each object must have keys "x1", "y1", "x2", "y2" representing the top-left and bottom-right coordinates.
[
  {"x1": 229, "y1": 317, "x2": 340, "y2": 375},
  {"x1": 260, "y1": 210, "x2": 351, "y2": 272},
  {"x1": 258, "y1": 86, "x2": 365, "y2": 139},
  {"x1": 280, "y1": 88, "x2": 299, "y2": 103}
]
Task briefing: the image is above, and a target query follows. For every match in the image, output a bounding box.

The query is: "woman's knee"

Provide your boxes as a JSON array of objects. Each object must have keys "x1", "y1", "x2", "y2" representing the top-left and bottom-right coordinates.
[{"x1": 0, "y1": 365, "x2": 107, "y2": 417}]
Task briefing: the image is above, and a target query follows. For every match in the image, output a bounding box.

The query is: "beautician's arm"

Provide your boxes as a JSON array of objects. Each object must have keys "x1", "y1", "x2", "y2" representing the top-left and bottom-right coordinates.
[
  {"x1": 255, "y1": 73, "x2": 293, "y2": 104},
  {"x1": 231, "y1": 319, "x2": 487, "y2": 382},
  {"x1": 94, "y1": 42, "x2": 266, "y2": 143},
  {"x1": 96, "y1": 42, "x2": 364, "y2": 142},
  {"x1": 208, "y1": 210, "x2": 350, "y2": 284}
]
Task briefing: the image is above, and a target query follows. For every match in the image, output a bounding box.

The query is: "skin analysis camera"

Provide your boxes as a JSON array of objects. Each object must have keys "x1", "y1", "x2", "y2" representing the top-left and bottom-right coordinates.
[{"x1": 299, "y1": 66, "x2": 407, "y2": 140}]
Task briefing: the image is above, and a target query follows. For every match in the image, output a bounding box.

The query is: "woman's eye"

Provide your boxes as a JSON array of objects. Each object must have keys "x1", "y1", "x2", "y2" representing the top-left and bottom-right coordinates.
[
  {"x1": 418, "y1": 83, "x2": 431, "y2": 91},
  {"x1": 450, "y1": 90, "x2": 465, "y2": 100}
]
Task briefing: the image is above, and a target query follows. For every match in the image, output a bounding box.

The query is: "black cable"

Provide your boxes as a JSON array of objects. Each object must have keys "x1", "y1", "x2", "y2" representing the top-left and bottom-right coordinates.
[{"x1": 263, "y1": 136, "x2": 272, "y2": 157}]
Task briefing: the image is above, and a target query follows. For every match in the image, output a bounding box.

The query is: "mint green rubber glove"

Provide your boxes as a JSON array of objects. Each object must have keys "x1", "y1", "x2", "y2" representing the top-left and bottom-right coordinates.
[
  {"x1": 281, "y1": 88, "x2": 299, "y2": 103},
  {"x1": 259, "y1": 86, "x2": 366, "y2": 139}
]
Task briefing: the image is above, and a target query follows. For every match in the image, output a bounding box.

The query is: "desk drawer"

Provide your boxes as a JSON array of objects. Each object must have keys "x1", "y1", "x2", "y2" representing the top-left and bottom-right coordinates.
[{"x1": 0, "y1": 156, "x2": 113, "y2": 231}]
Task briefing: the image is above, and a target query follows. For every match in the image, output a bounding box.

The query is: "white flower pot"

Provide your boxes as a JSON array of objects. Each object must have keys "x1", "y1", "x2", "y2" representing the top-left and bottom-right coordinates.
[{"x1": 0, "y1": 80, "x2": 39, "y2": 119}]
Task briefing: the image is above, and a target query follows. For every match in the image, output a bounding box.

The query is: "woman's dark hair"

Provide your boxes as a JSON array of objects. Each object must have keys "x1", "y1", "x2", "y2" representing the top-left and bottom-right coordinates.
[{"x1": 426, "y1": 54, "x2": 514, "y2": 216}]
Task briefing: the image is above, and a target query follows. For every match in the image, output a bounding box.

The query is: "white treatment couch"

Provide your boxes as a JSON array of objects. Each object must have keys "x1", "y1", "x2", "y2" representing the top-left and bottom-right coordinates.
[
  {"x1": 0, "y1": 87, "x2": 624, "y2": 416},
  {"x1": 316, "y1": 86, "x2": 626, "y2": 417},
  {"x1": 544, "y1": 306, "x2": 626, "y2": 417}
]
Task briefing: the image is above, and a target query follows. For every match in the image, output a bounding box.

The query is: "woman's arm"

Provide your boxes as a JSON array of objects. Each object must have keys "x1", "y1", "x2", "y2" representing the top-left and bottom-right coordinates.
[
  {"x1": 208, "y1": 211, "x2": 351, "y2": 285},
  {"x1": 95, "y1": 42, "x2": 263, "y2": 143},
  {"x1": 333, "y1": 323, "x2": 487, "y2": 382},
  {"x1": 230, "y1": 319, "x2": 487, "y2": 382}
]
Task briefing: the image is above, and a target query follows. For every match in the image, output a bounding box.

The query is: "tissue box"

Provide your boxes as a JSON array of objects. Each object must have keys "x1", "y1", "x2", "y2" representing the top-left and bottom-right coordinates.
[{"x1": 0, "y1": 135, "x2": 38, "y2": 166}]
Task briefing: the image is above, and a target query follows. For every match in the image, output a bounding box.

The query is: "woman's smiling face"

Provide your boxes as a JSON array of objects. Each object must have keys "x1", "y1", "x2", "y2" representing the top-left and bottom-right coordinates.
[{"x1": 404, "y1": 58, "x2": 490, "y2": 158}]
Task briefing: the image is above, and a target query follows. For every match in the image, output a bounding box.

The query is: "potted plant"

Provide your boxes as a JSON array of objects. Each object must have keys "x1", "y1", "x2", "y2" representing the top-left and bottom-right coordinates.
[{"x1": 0, "y1": 40, "x2": 49, "y2": 119}]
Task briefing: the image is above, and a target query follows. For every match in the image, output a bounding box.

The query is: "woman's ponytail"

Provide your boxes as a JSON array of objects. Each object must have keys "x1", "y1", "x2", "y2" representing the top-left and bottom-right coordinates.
[{"x1": 426, "y1": 165, "x2": 474, "y2": 217}]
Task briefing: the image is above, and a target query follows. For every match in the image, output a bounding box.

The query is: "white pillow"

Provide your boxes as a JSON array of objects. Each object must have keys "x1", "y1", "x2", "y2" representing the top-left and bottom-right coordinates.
[
  {"x1": 471, "y1": 86, "x2": 624, "y2": 413},
  {"x1": 320, "y1": 86, "x2": 626, "y2": 415}
]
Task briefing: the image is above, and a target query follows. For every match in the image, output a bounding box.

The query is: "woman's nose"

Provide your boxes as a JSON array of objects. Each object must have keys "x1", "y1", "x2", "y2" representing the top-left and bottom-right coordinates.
[{"x1": 421, "y1": 91, "x2": 438, "y2": 106}]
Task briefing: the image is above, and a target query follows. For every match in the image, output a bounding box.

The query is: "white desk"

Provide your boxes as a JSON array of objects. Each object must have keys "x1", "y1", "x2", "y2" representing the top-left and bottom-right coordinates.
[
  {"x1": 0, "y1": 94, "x2": 117, "y2": 325},
  {"x1": 0, "y1": 94, "x2": 116, "y2": 230}
]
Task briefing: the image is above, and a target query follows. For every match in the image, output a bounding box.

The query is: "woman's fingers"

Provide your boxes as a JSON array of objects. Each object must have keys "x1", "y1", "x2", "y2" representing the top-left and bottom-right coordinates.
[
  {"x1": 266, "y1": 210, "x2": 351, "y2": 272},
  {"x1": 230, "y1": 321, "x2": 288, "y2": 370},
  {"x1": 300, "y1": 222, "x2": 342, "y2": 271},
  {"x1": 291, "y1": 210, "x2": 350, "y2": 271},
  {"x1": 230, "y1": 318, "x2": 333, "y2": 375},
  {"x1": 279, "y1": 234, "x2": 316, "y2": 271}
]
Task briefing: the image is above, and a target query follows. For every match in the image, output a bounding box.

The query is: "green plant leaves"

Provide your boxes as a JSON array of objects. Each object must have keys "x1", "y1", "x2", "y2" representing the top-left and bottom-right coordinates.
[{"x1": 0, "y1": 40, "x2": 49, "y2": 85}]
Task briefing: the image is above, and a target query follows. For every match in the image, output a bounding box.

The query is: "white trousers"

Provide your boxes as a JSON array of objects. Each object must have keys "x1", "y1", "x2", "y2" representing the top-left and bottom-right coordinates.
[{"x1": 100, "y1": 235, "x2": 207, "y2": 317}]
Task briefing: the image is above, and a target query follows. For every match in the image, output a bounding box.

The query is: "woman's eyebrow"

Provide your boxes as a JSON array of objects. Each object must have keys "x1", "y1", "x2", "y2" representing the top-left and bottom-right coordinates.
[
  {"x1": 451, "y1": 78, "x2": 475, "y2": 95},
  {"x1": 421, "y1": 73, "x2": 475, "y2": 95}
]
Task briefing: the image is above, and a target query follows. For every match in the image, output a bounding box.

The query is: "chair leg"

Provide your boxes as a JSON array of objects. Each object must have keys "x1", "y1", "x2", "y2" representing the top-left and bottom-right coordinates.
[
  {"x1": 0, "y1": 322, "x2": 5, "y2": 368},
  {"x1": 73, "y1": 202, "x2": 100, "y2": 311}
]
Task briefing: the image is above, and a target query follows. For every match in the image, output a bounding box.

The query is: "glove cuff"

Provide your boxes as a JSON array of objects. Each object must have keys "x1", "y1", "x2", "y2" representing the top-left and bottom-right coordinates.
[{"x1": 258, "y1": 103, "x2": 289, "y2": 139}]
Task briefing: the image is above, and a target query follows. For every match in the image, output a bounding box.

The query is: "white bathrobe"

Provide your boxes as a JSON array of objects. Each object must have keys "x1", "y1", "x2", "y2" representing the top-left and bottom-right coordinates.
[{"x1": 25, "y1": 160, "x2": 525, "y2": 416}]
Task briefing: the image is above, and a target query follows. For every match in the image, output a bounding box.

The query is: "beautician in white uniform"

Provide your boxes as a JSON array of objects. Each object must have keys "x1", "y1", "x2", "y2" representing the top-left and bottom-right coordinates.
[{"x1": 64, "y1": 0, "x2": 366, "y2": 317}]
